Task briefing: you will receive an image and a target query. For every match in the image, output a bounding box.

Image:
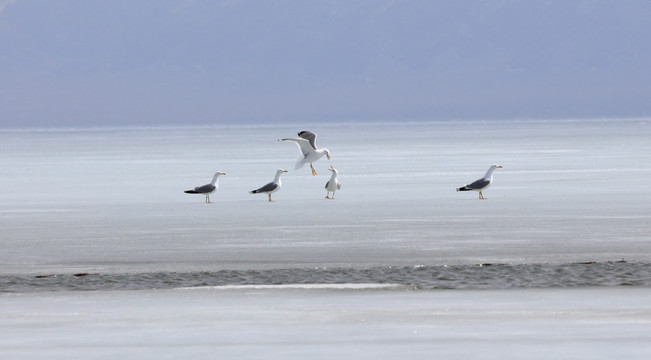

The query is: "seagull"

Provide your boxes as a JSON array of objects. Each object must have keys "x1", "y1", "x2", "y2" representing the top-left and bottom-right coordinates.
[
  {"x1": 184, "y1": 172, "x2": 226, "y2": 203},
  {"x1": 456, "y1": 164, "x2": 503, "y2": 199},
  {"x1": 325, "y1": 165, "x2": 341, "y2": 199},
  {"x1": 280, "y1": 131, "x2": 331, "y2": 175},
  {"x1": 249, "y1": 169, "x2": 288, "y2": 202}
]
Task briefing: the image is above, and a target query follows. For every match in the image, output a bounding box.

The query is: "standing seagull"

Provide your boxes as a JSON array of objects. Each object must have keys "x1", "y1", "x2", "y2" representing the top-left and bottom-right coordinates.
[
  {"x1": 456, "y1": 164, "x2": 503, "y2": 199},
  {"x1": 280, "y1": 131, "x2": 331, "y2": 175},
  {"x1": 325, "y1": 165, "x2": 341, "y2": 199},
  {"x1": 249, "y1": 169, "x2": 288, "y2": 202},
  {"x1": 184, "y1": 172, "x2": 226, "y2": 203}
]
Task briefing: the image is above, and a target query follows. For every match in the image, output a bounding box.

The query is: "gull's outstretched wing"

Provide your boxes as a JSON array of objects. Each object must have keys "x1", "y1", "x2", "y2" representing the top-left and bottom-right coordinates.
[
  {"x1": 281, "y1": 138, "x2": 313, "y2": 158},
  {"x1": 298, "y1": 131, "x2": 317, "y2": 150}
]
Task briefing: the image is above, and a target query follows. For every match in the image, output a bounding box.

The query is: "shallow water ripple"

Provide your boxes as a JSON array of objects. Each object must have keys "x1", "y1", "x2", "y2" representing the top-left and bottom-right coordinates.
[{"x1": 1, "y1": 261, "x2": 649, "y2": 293}]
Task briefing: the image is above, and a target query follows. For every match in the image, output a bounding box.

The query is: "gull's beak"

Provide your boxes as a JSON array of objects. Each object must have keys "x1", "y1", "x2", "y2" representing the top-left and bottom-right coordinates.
[
  {"x1": 221, "y1": 172, "x2": 227, "y2": 175},
  {"x1": 497, "y1": 165, "x2": 503, "y2": 168},
  {"x1": 282, "y1": 169, "x2": 288, "y2": 173},
  {"x1": 326, "y1": 154, "x2": 331, "y2": 160}
]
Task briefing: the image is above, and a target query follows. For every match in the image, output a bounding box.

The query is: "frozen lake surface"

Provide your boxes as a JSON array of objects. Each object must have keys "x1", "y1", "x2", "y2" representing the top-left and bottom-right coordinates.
[
  {"x1": 2, "y1": 286, "x2": 651, "y2": 359},
  {"x1": 2, "y1": 119, "x2": 651, "y2": 357},
  {"x1": 1, "y1": 119, "x2": 650, "y2": 276}
]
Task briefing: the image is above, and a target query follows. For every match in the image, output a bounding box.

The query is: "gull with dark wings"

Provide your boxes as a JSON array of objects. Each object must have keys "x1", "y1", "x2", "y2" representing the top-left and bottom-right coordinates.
[
  {"x1": 456, "y1": 164, "x2": 503, "y2": 199},
  {"x1": 184, "y1": 171, "x2": 226, "y2": 203},
  {"x1": 249, "y1": 169, "x2": 288, "y2": 202},
  {"x1": 280, "y1": 131, "x2": 331, "y2": 176}
]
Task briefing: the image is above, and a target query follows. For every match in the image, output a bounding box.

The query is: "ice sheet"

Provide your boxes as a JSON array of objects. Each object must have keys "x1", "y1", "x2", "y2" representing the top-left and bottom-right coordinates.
[
  {"x1": 1, "y1": 286, "x2": 651, "y2": 359},
  {"x1": 1, "y1": 119, "x2": 650, "y2": 274}
]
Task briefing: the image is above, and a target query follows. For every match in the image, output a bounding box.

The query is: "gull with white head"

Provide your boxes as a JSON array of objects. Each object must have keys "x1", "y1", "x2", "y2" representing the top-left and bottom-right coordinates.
[
  {"x1": 280, "y1": 131, "x2": 331, "y2": 176},
  {"x1": 249, "y1": 169, "x2": 288, "y2": 202},
  {"x1": 184, "y1": 171, "x2": 226, "y2": 203},
  {"x1": 325, "y1": 165, "x2": 341, "y2": 199},
  {"x1": 456, "y1": 164, "x2": 503, "y2": 199}
]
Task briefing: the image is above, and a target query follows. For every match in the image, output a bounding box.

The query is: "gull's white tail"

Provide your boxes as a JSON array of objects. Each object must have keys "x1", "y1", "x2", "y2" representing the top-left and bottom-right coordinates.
[{"x1": 294, "y1": 157, "x2": 306, "y2": 169}]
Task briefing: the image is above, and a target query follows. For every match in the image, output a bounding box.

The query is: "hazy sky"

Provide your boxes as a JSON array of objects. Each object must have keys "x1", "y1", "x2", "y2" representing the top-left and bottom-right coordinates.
[{"x1": 1, "y1": 0, "x2": 650, "y2": 128}]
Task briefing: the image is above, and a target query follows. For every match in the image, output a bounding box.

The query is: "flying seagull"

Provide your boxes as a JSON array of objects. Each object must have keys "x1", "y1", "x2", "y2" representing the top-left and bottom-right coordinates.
[
  {"x1": 325, "y1": 165, "x2": 341, "y2": 199},
  {"x1": 456, "y1": 164, "x2": 503, "y2": 199},
  {"x1": 184, "y1": 172, "x2": 226, "y2": 203},
  {"x1": 280, "y1": 131, "x2": 331, "y2": 175},
  {"x1": 249, "y1": 169, "x2": 288, "y2": 202}
]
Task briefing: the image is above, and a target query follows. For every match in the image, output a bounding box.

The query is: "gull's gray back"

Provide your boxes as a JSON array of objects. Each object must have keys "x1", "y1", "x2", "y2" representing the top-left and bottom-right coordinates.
[
  {"x1": 256, "y1": 182, "x2": 278, "y2": 193},
  {"x1": 466, "y1": 178, "x2": 490, "y2": 190},
  {"x1": 194, "y1": 184, "x2": 216, "y2": 193}
]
